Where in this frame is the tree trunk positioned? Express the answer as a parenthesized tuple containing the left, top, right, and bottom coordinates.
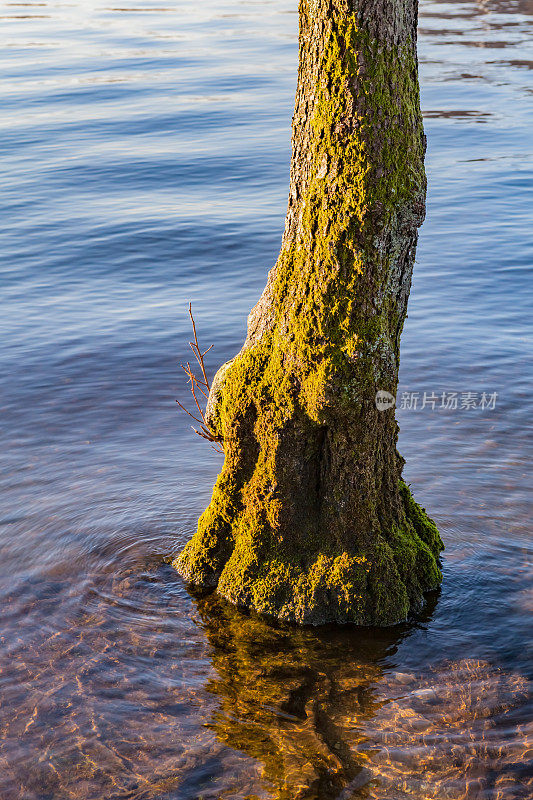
(174, 0, 443, 625)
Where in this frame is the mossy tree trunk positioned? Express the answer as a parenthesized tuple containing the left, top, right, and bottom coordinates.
(174, 0, 443, 625)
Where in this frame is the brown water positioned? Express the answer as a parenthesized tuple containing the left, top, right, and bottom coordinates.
(1, 0, 532, 798)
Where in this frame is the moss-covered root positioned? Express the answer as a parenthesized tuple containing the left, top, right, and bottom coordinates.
(174, 481, 442, 626)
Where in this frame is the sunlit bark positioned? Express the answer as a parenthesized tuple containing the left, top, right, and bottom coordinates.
(174, 0, 443, 624)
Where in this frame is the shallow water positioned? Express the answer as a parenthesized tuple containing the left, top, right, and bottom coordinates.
(0, 1, 532, 798)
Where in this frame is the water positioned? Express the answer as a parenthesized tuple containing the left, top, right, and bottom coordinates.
(0, 1, 531, 798)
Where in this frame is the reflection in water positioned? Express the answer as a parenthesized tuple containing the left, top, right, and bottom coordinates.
(196, 594, 531, 800)
(0, 565, 529, 800)
(195, 592, 408, 800)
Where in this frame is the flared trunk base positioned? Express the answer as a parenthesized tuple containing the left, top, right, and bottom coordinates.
(174, 481, 442, 627)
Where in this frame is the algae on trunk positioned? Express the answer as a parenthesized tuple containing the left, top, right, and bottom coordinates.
(174, 0, 443, 625)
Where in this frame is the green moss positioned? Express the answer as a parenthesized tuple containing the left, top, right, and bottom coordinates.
(175, 481, 442, 626)
(202, 14, 425, 433)
(399, 479, 444, 556)
(173, 11, 442, 626)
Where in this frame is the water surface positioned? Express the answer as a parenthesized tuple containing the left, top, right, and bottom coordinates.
(0, 1, 532, 798)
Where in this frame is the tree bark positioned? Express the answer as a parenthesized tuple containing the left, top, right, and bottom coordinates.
(174, 0, 443, 625)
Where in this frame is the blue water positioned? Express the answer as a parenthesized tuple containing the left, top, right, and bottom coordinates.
(0, 1, 532, 798)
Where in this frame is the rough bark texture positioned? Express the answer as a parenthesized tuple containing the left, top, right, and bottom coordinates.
(174, 0, 443, 625)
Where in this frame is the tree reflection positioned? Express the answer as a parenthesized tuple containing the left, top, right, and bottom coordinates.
(193, 591, 423, 800)
(195, 591, 531, 800)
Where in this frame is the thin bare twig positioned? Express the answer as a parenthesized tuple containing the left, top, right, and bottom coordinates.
(175, 304, 224, 454)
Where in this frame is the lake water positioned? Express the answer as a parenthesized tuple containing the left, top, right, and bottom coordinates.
(1, 1, 532, 798)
